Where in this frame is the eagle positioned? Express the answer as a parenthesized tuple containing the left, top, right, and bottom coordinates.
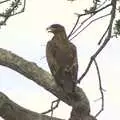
(46, 24, 78, 94)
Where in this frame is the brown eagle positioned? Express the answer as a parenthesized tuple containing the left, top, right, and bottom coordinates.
(46, 24, 78, 94)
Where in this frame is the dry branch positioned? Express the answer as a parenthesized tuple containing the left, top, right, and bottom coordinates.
(78, 0, 117, 83)
(93, 59, 104, 117)
(0, 0, 26, 26)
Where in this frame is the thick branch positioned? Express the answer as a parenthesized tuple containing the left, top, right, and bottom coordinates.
(0, 92, 63, 120)
(0, 48, 92, 119)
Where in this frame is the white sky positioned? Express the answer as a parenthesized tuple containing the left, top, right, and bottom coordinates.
(0, 0, 120, 120)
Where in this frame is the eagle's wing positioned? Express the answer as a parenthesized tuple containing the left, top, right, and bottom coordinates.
(62, 43, 78, 92)
(46, 40, 78, 93)
(46, 41, 60, 78)
(70, 43, 78, 82)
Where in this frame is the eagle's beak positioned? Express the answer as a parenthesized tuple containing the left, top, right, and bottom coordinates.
(46, 27, 55, 32)
(46, 27, 51, 32)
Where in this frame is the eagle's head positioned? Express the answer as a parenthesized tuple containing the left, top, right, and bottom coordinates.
(47, 24, 65, 34)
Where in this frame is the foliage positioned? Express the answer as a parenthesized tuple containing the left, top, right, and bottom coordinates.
(114, 2, 120, 37)
(0, 0, 26, 26)
(114, 20, 120, 37)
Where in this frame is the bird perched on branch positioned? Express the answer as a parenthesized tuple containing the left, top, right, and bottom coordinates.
(46, 24, 78, 94)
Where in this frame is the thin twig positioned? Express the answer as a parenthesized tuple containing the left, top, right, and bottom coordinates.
(68, 15, 80, 39)
(98, 25, 110, 45)
(94, 97, 102, 102)
(0, 0, 26, 26)
(0, 0, 21, 26)
(51, 99, 60, 119)
(41, 99, 60, 115)
(70, 14, 94, 39)
(0, 0, 10, 4)
(11, 0, 26, 16)
(77, 0, 116, 83)
(70, 13, 110, 41)
(0, 13, 6, 17)
(97, 0, 108, 10)
(77, 3, 111, 17)
(68, 3, 111, 40)
(93, 59, 104, 117)
(39, 56, 46, 61)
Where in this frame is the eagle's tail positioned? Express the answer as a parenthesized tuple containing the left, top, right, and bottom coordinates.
(63, 72, 76, 94)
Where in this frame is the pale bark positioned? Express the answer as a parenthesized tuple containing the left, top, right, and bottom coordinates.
(0, 48, 96, 120)
(0, 92, 63, 120)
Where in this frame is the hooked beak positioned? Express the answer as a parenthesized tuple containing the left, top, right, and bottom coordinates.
(46, 26, 55, 32)
(46, 27, 51, 32)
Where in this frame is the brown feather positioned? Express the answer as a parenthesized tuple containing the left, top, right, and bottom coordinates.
(46, 24, 78, 93)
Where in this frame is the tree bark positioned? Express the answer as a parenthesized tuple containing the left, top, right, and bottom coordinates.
(0, 92, 64, 120)
(0, 48, 96, 120)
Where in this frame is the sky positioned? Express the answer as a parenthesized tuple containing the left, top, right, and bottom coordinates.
(0, 0, 120, 120)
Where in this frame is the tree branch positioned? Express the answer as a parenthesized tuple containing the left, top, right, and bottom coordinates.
(0, 0, 10, 4)
(70, 14, 94, 39)
(0, 92, 63, 120)
(70, 13, 110, 41)
(78, 0, 116, 83)
(0, 48, 95, 119)
(93, 59, 104, 117)
(76, 3, 111, 17)
(0, 0, 26, 26)
(68, 15, 80, 38)
(41, 99, 60, 115)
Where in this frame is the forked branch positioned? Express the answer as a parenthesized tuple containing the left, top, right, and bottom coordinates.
(0, 0, 26, 26)
(77, 0, 116, 83)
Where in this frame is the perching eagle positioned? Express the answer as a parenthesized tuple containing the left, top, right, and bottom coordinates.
(46, 24, 78, 94)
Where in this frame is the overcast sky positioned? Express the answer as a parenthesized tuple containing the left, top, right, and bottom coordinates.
(0, 0, 120, 120)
